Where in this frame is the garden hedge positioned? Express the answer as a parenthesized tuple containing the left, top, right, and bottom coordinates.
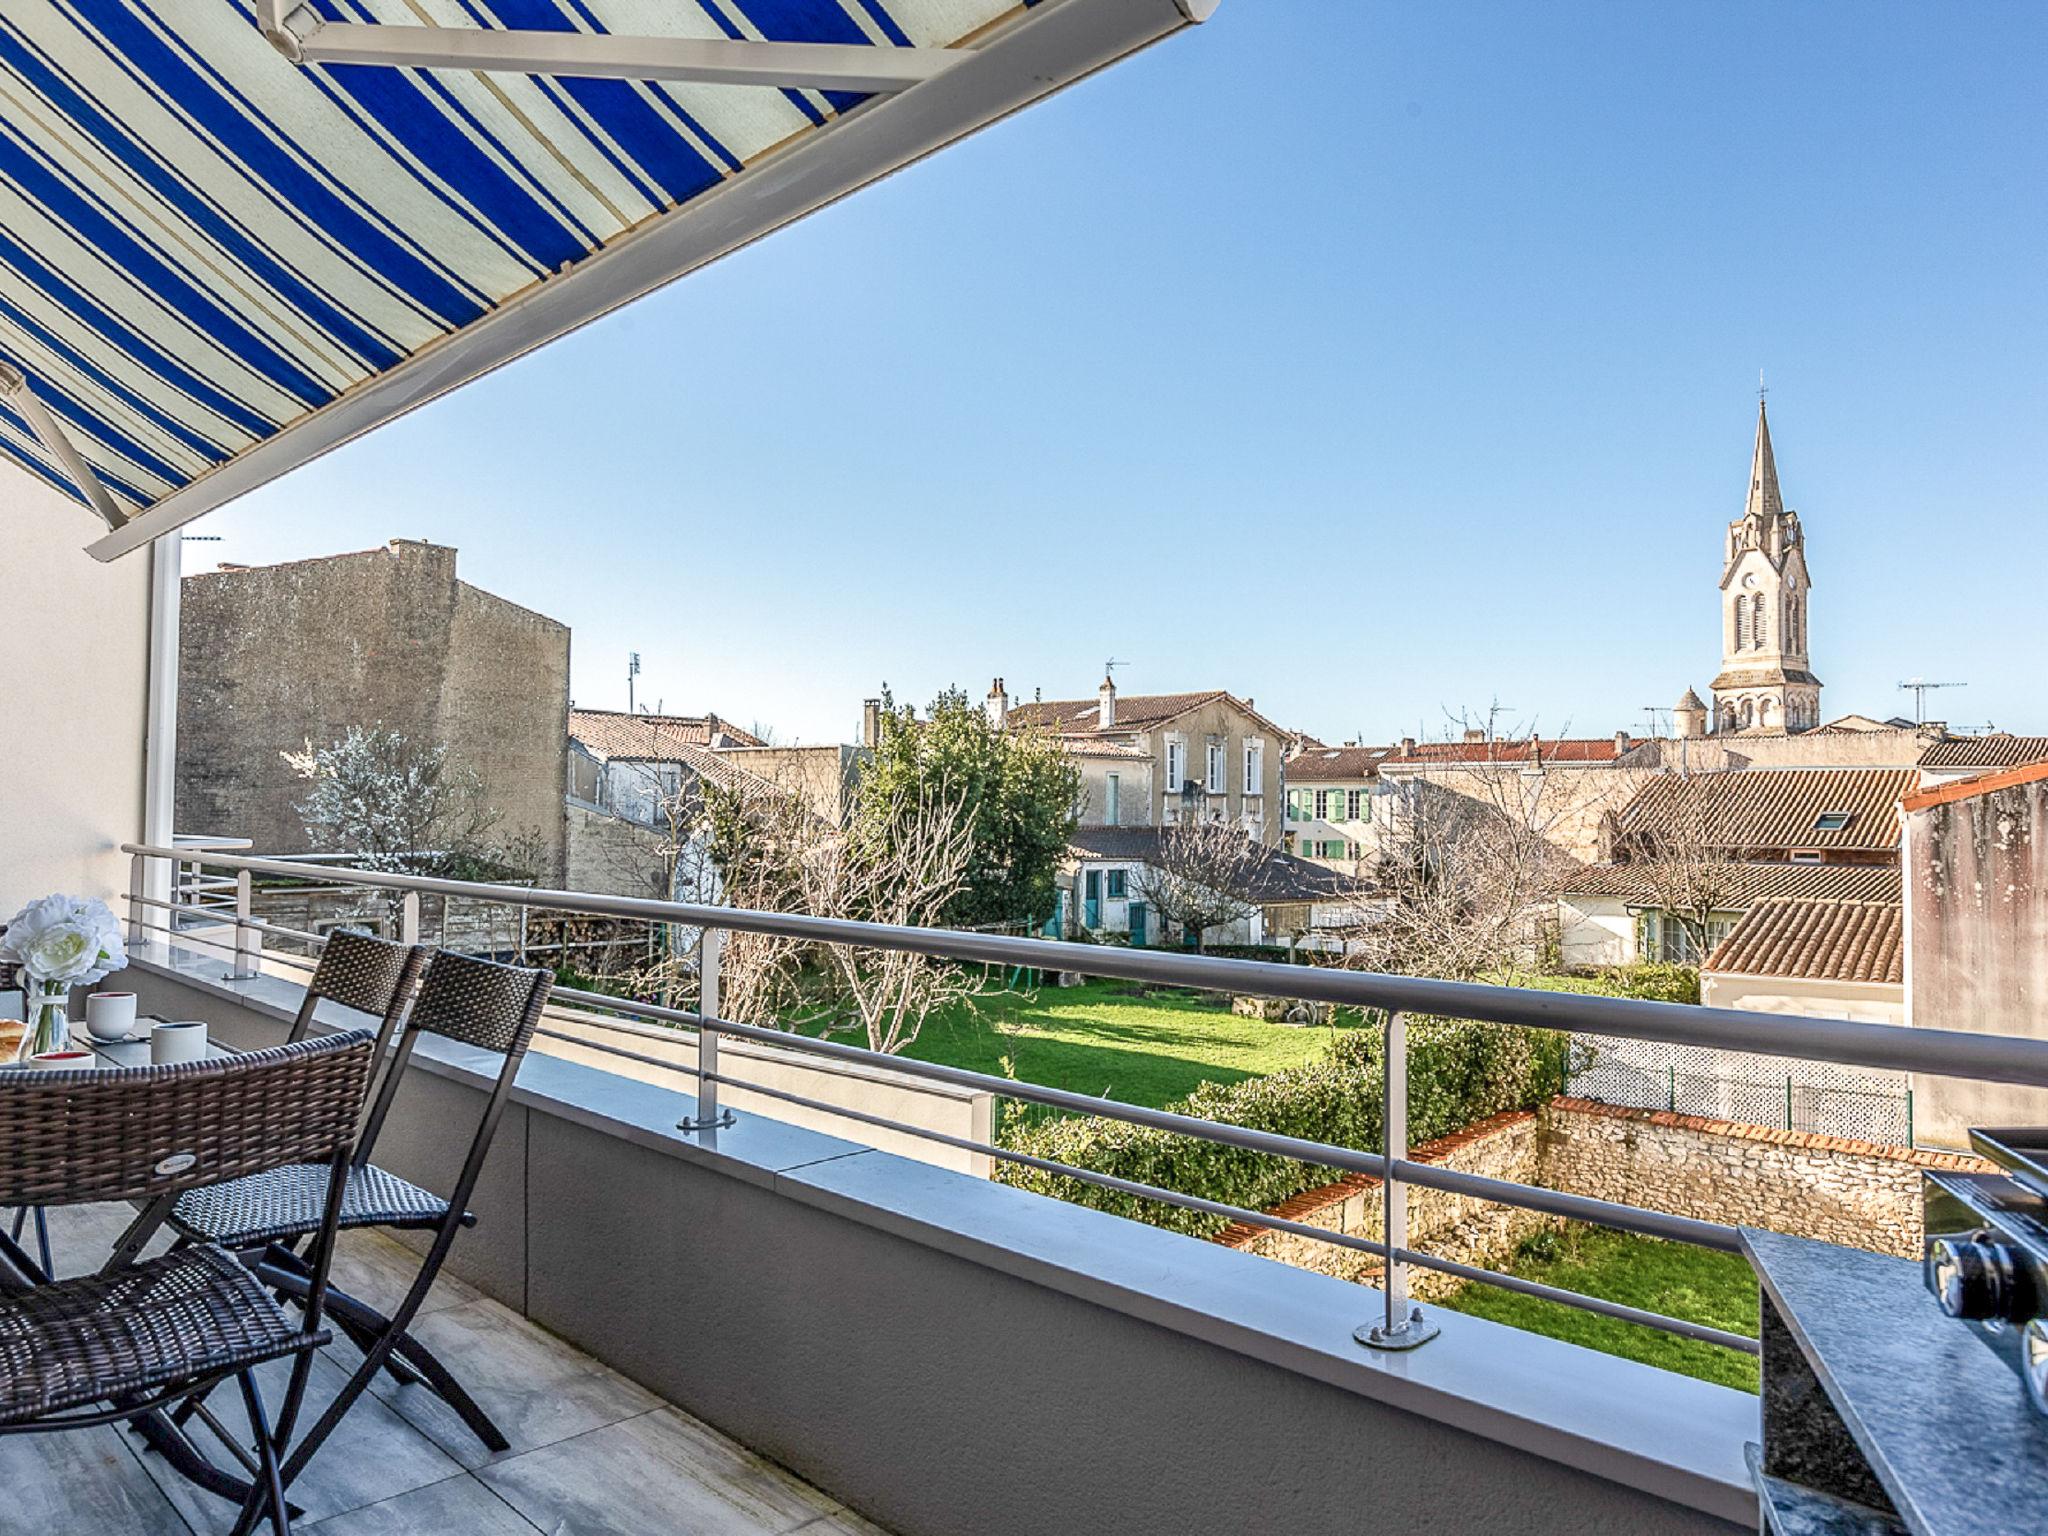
(996, 1014, 1574, 1237)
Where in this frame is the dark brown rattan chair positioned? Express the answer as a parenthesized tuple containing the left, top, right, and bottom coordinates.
(281, 929, 427, 1052)
(0, 1032, 376, 1536)
(166, 951, 552, 1481)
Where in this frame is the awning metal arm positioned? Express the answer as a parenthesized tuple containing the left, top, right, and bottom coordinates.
(260, 5, 956, 94)
(0, 363, 128, 530)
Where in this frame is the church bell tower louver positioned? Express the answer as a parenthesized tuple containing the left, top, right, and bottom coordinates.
(1708, 398, 1820, 734)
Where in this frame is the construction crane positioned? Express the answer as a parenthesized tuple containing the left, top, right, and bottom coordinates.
(1898, 677, 1965, 725)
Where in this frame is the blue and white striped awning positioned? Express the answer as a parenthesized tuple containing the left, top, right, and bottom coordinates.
(0, 0, 1210, 559)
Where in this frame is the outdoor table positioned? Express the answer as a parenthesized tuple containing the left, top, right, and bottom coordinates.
(67, 1017, 235, 1066)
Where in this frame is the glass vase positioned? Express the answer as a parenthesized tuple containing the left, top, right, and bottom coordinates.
(18, 983, 71, 1062)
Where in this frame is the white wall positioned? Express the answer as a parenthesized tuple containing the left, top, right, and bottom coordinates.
(1559, 895, 1635, 967)
(1701, 972, 1905, 1026)
(532, 1006, 995, 1176)
(0, 479, 153, 913)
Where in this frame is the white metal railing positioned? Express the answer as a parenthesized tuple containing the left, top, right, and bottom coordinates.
(122, 841, 2048, 1361)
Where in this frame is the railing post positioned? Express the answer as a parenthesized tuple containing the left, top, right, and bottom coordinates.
(399, 890, 420, 948)
(678, 926, 735, 1134)
(1357, 1008, 1437, 1352)
(231, 868, 262, 980)
(127, 850, 146, 946)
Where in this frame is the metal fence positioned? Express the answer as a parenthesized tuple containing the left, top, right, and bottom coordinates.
(1571, 1037, 1915, 1145)
(121, 841, 2048, 1363)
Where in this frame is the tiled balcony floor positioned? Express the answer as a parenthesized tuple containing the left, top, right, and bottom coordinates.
(0, 1206, 887, 1536)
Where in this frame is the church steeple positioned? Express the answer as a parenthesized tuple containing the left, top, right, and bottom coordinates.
(1708, 393, 1821, 735)
(1745, 399, 1784, 521)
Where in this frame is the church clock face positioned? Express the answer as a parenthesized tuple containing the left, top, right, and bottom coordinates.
(1741, 573, 1759, 589)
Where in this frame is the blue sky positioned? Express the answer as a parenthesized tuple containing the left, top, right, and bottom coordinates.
(195, 0, 2047, 747)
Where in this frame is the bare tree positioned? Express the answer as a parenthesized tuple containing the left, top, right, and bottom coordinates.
(1339, 744, 1589, 982)
(1134, 819, 1275, 952)
(804, 787, 980, 1054)
(682, 770, 981, 1055)
(1601, 772, 1756, 962)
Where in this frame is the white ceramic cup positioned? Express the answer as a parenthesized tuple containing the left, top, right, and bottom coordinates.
(31, 1049, 94, 1070)
(85, 991, 138, 1043)
(150, 1019, 209, 1066)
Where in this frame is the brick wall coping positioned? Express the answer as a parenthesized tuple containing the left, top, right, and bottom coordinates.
(1547, 1096, 1999, 1173)
(1213, 1108, 1538, 1249)
(1215, 1095, 1997, 1252)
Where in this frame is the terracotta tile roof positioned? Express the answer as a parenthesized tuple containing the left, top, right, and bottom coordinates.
(1284, 746, 1395, 781)
(1565, 861, 1901, 905)
(1917, 735, 2048, 770)
(569, 709, 764, 758)
(1612, 767, 1915, 854)
(1903, 756, 2048, 813)
(1382, 738, 1624, 765)
(1705, 899, 1903, 984)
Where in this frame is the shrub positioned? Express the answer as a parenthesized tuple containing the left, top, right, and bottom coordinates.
(1530, 963, 1700, 1006)
(996, 1015, 1572, 1237)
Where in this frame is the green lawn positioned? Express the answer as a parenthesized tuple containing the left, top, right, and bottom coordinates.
(802, 979, 1365, 1110)
(1437, 1225, 1760, 1392)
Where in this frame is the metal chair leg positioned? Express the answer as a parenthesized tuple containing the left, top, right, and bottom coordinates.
(229, 1370, 292, 1536)
(386, 1329, 510, 1453)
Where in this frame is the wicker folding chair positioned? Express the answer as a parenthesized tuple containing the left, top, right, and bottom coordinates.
(97, 930, 425, 1283)
(0, 1032, 377, 1536)
(0, 924, 54, 1282)
(164, 951, 551, 1481)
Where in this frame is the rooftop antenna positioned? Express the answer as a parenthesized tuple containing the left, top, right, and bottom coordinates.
(1103, 657, 1124, 680)
(1898, 677, 1964, 725)
(627, 651, 641, 714)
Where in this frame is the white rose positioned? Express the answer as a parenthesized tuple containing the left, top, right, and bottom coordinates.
(2, 893, 127, 987)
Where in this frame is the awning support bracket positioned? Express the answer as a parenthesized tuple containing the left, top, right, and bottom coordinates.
(0, 363, 129, 530)
(259, 4, 957, 94)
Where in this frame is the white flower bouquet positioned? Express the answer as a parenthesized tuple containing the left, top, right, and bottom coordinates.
(2, 894, 127, 1060)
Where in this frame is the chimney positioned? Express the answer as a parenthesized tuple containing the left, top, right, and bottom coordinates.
(1399, 736, 1417, 757)
(1463, 728, 1487, 744)
(860, 698, 882, 749)
(1614, 730, 1631, 753)
(986, 677, 1009, 731)
(1097, 676, 1116, 730)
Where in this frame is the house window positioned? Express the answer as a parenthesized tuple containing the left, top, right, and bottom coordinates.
(1314, 789, 1332, 819)
(1244, 739, 1264, 794)
(1206, 739, 1226, 793)
(1105, 773, 1120, 826)
(1288, 788, 1310, 820)
(1165, 737, 1185, 796)
(1641, 911, 1738, 964)
(1813, 811, 1852, 832)
(1106, 870, 1127, 900)
(1789, 849, 1823, 864)
(1346, 788, 1364, 820)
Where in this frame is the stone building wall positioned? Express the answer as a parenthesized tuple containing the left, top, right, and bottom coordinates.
(1905, 767, 2048, 1145)
(177, 540, 569, 881)
(566, 801, 671, 901)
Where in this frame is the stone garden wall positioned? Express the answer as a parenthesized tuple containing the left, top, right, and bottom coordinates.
(1218, 1095, 2000, 1288)
(1540, 1097, 1994, 1259)
(1213, 1109, 1559, 1300)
